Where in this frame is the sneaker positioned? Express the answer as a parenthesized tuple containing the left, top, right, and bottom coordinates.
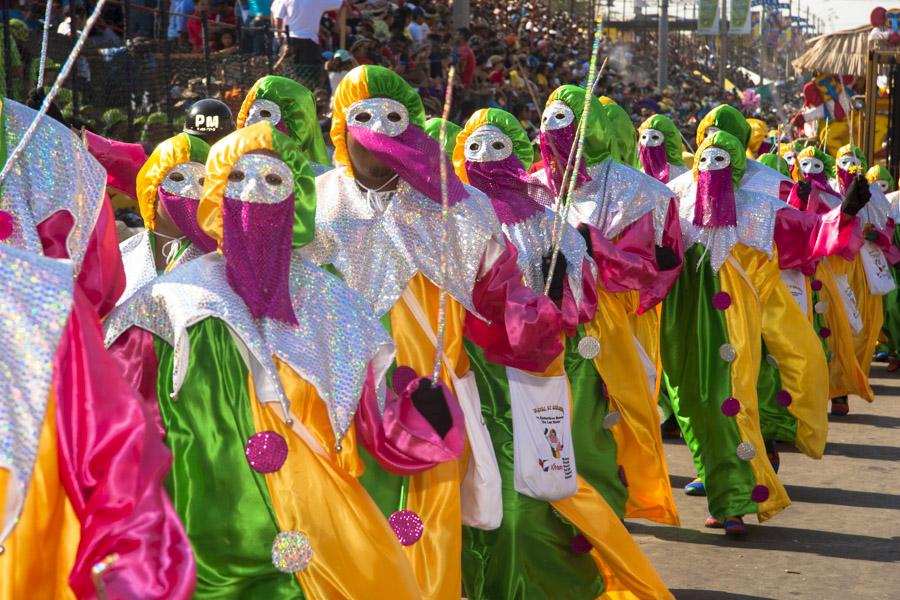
(888, 359, 900, 372)
(724, 516, 747, 536)
(874, 350, 889, 362)
(831, 397, 850, 416)
(765, 440, 780, 473)
(684, 478, 706, 496)
(704, 515, 723, 529)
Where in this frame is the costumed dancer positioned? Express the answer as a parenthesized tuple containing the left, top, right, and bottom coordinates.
(746, 118, 769, 158)
(538, 84, 683, 525)
(237, 75, 333, 175)
(0, 98, 194, 598)
(117, 133, 216, 305)
(662, 131, 858, 535)
(759, 153, 792, 180)
(828, 145, 900, 414)
(453, 108, 673, 599)
(867, 166, 900, 370)
(305, 65, 566, 599)
(105, 121, 437, 598)
(638, 114, 688, 185)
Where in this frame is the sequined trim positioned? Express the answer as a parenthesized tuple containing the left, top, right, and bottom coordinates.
(225, 154, 294, 204)
(541, 100, 575, 131)
(696, 147, 731, 171)
(104, 252, 393, 443)
(464, 125, 514, 163)
(0, 245, 74, 544)
(117, 230, 157, 307)
(345, 98, 409, 138)
(160, 161, 205, 201)
(304, 169, 500, 316)
(639, 128, 665, 148)
(1, 99, 106, 268)
(246, 99, 283, 129)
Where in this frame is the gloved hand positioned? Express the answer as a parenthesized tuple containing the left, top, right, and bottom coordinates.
(655, 245, 680, 271)
(796, 180, 812, 203)
(576, 223, 594, 257)
(863, 225, 880, 242)
(541, 250, 569, 306)
(841, 176, 871, 216)
(411, 377, 453, 439)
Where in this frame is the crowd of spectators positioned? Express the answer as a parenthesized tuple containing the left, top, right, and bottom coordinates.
(0, 0, 803, 149)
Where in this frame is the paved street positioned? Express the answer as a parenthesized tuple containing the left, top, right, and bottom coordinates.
(633, 363, 900, 600)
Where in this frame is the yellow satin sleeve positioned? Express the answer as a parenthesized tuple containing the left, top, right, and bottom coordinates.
(249, 367, 421, 599)
(760, 277, 829, 458)
(818, 258, 872, 399)
(386, 273, 469, 600)
(720, 246, 790, 522)
(631, 308, 662, 401)
(849, 255, 882, 402)
(584, 288, 679, 526)
(0, 393, 80, 600)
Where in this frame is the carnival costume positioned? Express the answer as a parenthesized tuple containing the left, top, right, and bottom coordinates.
(638, 114, 688, 185)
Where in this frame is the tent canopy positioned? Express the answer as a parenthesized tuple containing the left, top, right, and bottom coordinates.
(792, 24, 872, 76)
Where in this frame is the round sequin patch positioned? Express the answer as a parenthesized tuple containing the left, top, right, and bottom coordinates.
(766, 355, 779, 369)
(775, 390, 793, 407)
(751, 485, 770, 503)
(602, 411, 621, 429)
(814, 301, 828, 314)
(389, 510, 424, 546)
(577, 335, 601, 360)
(819, 327, 832, 339)
(0, 210, 13, 241)
(736, 442, 756, 461)
(271, 531, 312, 573)
(245, 431, 288, 473)
(569, 534, 593, 554)
(721, 397, 740, 417)
(712, 292, 732, 310)
(718, 343, 736, 362)
(617, 465, 628, 488)
(810, 279, 823, 291)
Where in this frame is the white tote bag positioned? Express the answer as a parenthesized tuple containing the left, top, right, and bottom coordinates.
(833, 273, 864, 334)
(780, 269, 809, 316)
(401, 289, 503, 530)
(507, 367, 578, 501)
(860, 241, 897, 296)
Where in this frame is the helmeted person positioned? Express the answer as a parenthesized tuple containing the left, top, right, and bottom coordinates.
(638, 113, 688, 184)
(305, 65, 567, 599)
(453, 107, 674, 600)
(183, 98, 235, 146)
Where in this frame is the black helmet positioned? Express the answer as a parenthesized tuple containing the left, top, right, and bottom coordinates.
(183, 98, 235, 144)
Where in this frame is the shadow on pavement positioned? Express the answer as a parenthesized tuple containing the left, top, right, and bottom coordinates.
(821, 441, 900, 461)
(783, 483, 900, 510)
(828, 412, 900, 428)
(628, 522, 900, 563)
(672, 591, 774, 600)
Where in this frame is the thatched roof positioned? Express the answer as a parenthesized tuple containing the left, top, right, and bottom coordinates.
(792, 24, 872, 76)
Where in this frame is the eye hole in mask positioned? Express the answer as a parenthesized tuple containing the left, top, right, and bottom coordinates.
(160, 161, 206, 200)
(878, 180, 889, 192)
(541, 101, 575, 131)
(246, 99, 283, 128)
(837, 155, 861, 171)
(224, 152, 294, 204)
(345, 97, 410, 137)
(464, 125, 514, 162)
(697, 147, 731, 172)
(800, 157, 824, 174)
(640, 128, 665, 148)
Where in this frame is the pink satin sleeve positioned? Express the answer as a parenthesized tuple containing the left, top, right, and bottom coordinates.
(774, 205, 862, 271)
(37, 195, 126, 318)
(778, 180, 794, 202)
(464, 241, 563, 372)
(84, 130, 148, 201)
(53, 288, 196, 599)
(559, 258, 599, 335)
(107, 327, 166, 440)
(354, 366, 465, 474)
(583, 204, 683, 314)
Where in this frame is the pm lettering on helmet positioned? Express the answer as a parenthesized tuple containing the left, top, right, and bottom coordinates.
(195, 114, 220, 131)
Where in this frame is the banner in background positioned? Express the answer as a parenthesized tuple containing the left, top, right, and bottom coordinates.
(731, 0, 753, 35)
(697, 0, 720, 35)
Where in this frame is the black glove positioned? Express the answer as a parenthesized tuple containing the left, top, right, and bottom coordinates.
(864, 227, 880, 242)
(796, 180, 812, 202)
(576, 223, 594, 258)
(841, 176, 871, 217)
(411, 378, 453, 439)
(541, 250, 569, 306)
(655, 245, 680, 271)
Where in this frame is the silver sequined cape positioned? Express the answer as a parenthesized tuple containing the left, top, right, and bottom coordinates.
(0, 245, 74, 545)
(117, 230, 206, 307)
(103, 252, 394, 445)
(304, 168, 502, 317)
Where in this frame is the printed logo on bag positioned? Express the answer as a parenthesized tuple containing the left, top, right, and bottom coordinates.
(534, 405, 573, 479)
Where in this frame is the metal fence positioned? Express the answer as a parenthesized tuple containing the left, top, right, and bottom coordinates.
(1, 1, 321, 145)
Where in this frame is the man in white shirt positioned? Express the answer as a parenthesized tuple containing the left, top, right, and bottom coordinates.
(272, 0, 344, 87)
(407, 8, 429, 43)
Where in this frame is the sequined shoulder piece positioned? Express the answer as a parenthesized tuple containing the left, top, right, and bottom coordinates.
(103, 254, 291, 414)
(0, 245, 74, 545)
(666, 167, 695, 199)
(1, 99, 106, 268)
(668, 164, 689, 181)
(504, 209, 590, 308)
(741, 159, 790, 198)
(307, 169, 500, 316)
(566, 160, 667, 239)
(117, 230, 156, 307)
(263, 254, 393, 444)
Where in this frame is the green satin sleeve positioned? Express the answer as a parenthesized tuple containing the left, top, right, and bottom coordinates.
(155, 320, 304, 599)
(661, 244, 757, 520)
(757, 342, 798, 444)
(461, 341, 602, 600)
(564, 330, 628, 518)
(882, 226, 900, 354)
